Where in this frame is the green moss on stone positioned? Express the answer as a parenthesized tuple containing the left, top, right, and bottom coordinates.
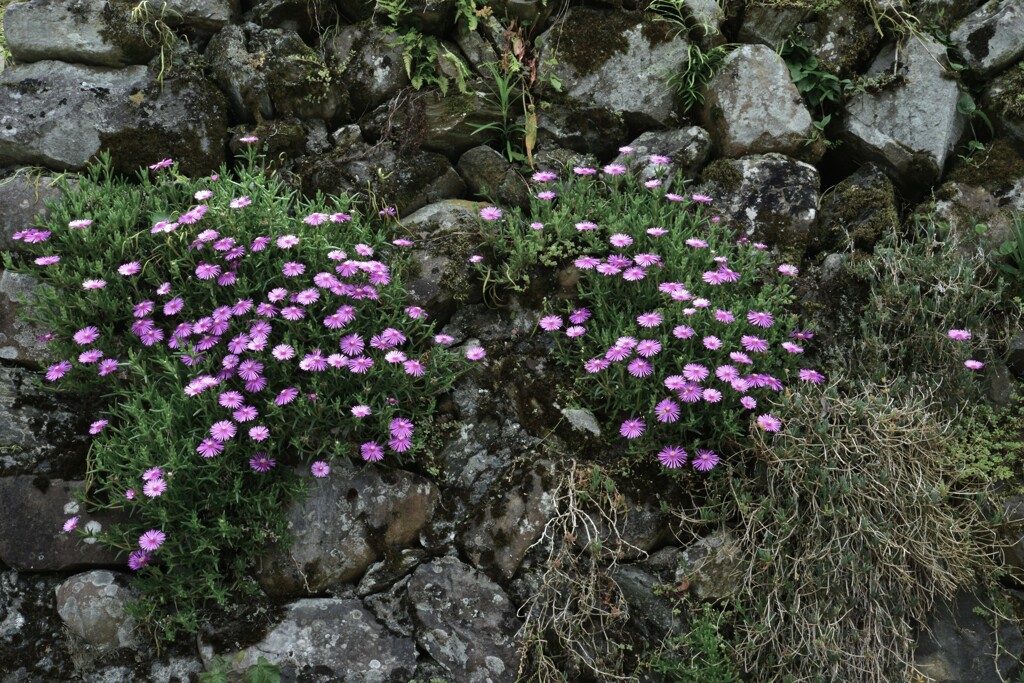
(993, 61, 1024, 120)
(947, 139, 1024, 194)
(551, 9, 634, 75)
(700, 158, 743, 194)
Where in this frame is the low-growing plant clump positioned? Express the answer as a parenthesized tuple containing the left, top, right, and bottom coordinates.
(7, 144, 481, 641)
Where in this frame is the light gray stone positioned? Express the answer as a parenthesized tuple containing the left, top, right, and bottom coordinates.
(536, 7, 689, 128)
(0, 271, 49, 366)
(256, 461, 438, 598)
(738, 3, 811, 47)
(3, 0, 155, 67)
(702, 44, 819, 161)
(951, 0, 1024, 77)
(408, 557, 520, 683)
(611, 126, 714, 185)
(677, 531, 745, 600)
(0, 172, 71, 252)
(55, 571, 138, 648)
(840, 36, 966, 193)
(200, 598, 417, 681)
(0, 60, 228, 176)
(560, 408, 601, 436)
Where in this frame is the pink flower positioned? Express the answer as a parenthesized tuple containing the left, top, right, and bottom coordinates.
(799, 369, 825, 384)
(46, 361, 72, 381)
(276, 387, 299, 405)
(636, 340, 662, 357)
(610, 233, 633, 247)
(361, 442, 385, 462)
(233, 406, 258, 422)
(249, 426, 270, 442)
(964, 359, 985, 371)
(658, 446, 687, 468)
(532, 170, 557, 182)
(948, 329, 972, 341)
(683, 364, 709, 382)
(637, 312, 663, 328)
(69, 219, 93, 228)
(139, 529, 166, 551)
(692, 449, 719, 471)
(570, 308, 591, 324)
(686, 238, 708, 248)
(584, 358, 610, 373)
(118, 262, 142, 276)
(692, 193, 712, 203)
(566, 326, 586, 338)
(466, 347, 486, 361)
(82, 279, 107, 290)
(703, 336, 722, 350)
(603, 164, 627, 175)
(311, 461, 330, 478)
(576, 221, 598, 231)
(404, 359, 426, 376)
(149, 158, 173, 170)
(348, 356, 374, 373)
(89, 420, 108, 435)
(740, 396, 757, 410)
(79, 350, 103, 364)
(537, 191, 557, 201)
(73, 326, 100, 345)
(655, 399, 680, 423)
(746, 311, 775, 328)
(210, 420, 237, 442)
(647, 227, 667, 236)
(479, 206, 503, 220)
(34, 255, 61, 266)
(195, 263, 221, 280)
(229, 196, 251, 209)
(143, 478, 167, 497)
(98, 359, 119, 376)
(128, 551, 151, 570)
(620, 418, 645, 439)
(628, 358, 653, 378)
(702, 388, 722, 403)
(540, 316, 563, 331)
(282, 262, 306, 277)
(573, 166, 597, 175)
(756, 414, 782, 432)
(304, 212, 329, 225)
(63, 516, 79, 533)
(250, 453, 276, 472)
(741, 336, 769, 353)
(778, 264, 799, 276)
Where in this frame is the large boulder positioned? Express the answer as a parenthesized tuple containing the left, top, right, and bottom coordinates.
(459, 459, 555, 579)
(3, 0, 156, 67)
(205, 23, 349, 123)
(199, 598, 418, 681)
(702, 44, 820, 162)
(839, 36, 966, 194)
(700, 153, 821, 255)
(950, 0, 1024, 77)
(256, 461, 438, 598)
(326, 24, 410, 116)
(54, 570, 138, 649)
(407, 557, 521, 683)
(0, 60, 228, 176)
(0, 477, 123, 571)
(0, 367, 92, 477)
(536, 8, 689, 128)
(456, 145, 530, 209)
(0, 271, 50, 366)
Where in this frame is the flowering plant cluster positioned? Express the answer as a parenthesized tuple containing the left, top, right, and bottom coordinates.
(480, 153, 826, 471)
(8, 148, 475, 639)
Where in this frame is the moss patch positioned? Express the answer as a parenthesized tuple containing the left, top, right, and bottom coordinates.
(947, 138, 1024, 195)
(699, 158, 743, 194)
(993, 61, 1024, 120)
(550, 8, 635, 75)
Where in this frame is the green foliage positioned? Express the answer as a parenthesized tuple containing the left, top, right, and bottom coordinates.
(779, 35, 850, 112)
(648, 603, 740, 683)
(667, 43, 733, 113)
(199, 655, 281, 683)
(129, 0, 182, 89)
(470, 61, 531, 164)
(995, 212, 1024, 288)
(377, 0, 471, 95)
(833, 207, 1016, 405)
(7, 149, 468, 643)
(952, 392, 1024, 485)
(0, 0, 14, 65)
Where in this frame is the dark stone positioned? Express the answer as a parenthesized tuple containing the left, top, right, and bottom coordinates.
(0, 271, 50, 366)
(609, 565, 680, 641)
(0, 172, 72, 252)
(456, 145, 530, 209)
(818, 163, 898, 252)
(407, 557, 520, 683)
(327, 25, 410, 116)
(535, 103, 628, 160)
(0, 477, 125, 571)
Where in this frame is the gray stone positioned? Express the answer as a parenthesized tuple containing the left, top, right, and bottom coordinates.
(840, 36, 966, 193)
(702, 44, 819, 162)
(985, 361, 1014, 407)
(701, 154, 820, 255)
(459, 460, 555, 579)
(456, 145, 530, 209)
(162, 0, 239, 31)
(364, 575, 414, 637)
(296, 146, 466, 217)
(951, 0, 1024, 77)
(0, 271, 49, 366)
(0, 477, 124, 571)
(914, 0, 984, 25)
(453, 19, 500, 76)
(738, 3, 811, 47)
(984, 64, 1024, 148)
(1, 571, 83, 681)
(818, 163, 898, 251)
(589, 492, 671, 560)
(684, 0, 725, 40)
(206, 23, 349, 123)
(4, 0, 155, 67)
(0, 367, 92, 477)
(611, 126, 714, 185)
(356, 549, 425, 597)
(609, 565, 680, 641)
(256, 461, 438, 598)
(0, 60, 228, 176)
(536, 8, 689, 128)
(560, 407, 601, 437)
(327, 25, 410, 115)
(250, 0, 336, 36)
(55, 571, 138, 648)
(361, 86, 503, 159)
(332, 123, 364, 149)
(677, 531, 744, 600)
(535, 104, 628, 161)
(200, 598, 417, 681)
(799, 2, 881, 78)
(1008, 332, 1024, 377)
(915, 590, 1024, 682)
(0, 172, 70, 252)
(407, 557, 520, 683)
